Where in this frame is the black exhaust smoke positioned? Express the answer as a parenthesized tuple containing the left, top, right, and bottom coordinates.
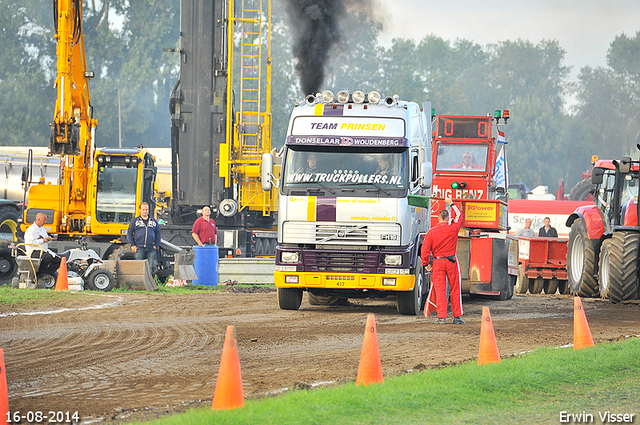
(284, 0, 345, 96)
(283, 0, 385, 96)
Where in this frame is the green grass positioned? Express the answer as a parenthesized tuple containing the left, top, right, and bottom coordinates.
(130, 338, 640, 425)
(0, 285, 90, 309)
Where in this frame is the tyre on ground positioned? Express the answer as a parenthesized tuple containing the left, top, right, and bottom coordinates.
(515, 263, 529, 294)
(529, 276, 544, 294)
(496, 274, 516, 300)
(558, 280, 571, 294)
(567, 219, 600, 297)
(397, 263, 425, 315)
(86, 268, 116, 292)
(544, 278, 559, 295)
(36, 273, 57, 289)
(608, 231, 640, 303)
(0, 245, 18, 285)
(598, 238, 612, 299)
(277, 287, 303, 310)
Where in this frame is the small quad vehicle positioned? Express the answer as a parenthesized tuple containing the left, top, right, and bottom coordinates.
(11, 238, 115, 291)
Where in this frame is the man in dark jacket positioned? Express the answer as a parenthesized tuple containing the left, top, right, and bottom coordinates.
(127, 202, 161, 264)
(538, 217, 558, 237)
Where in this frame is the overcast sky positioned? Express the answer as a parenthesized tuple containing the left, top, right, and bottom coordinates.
(379, 0, 640, 79)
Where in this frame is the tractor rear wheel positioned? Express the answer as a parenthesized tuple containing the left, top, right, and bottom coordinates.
(568, 177, 594, 202)
(608, 231, 640, 303)
(567, 219, 599, 297)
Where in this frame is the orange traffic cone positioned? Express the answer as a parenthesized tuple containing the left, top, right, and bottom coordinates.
(55, 257, 69, 291)
(211, 326, 245, 410)
(356, 314, 383, 386)
(573, 297, 594, 350)
(423, 285, 437, 318)
(0, 349, 9, 424)
(478, 306, 501, 365)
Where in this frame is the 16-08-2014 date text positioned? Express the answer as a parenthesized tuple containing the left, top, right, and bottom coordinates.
(6, 411, 80, 423)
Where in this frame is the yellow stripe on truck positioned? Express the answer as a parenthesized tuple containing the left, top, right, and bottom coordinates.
(307, 196, 316, 221)
(314, 104, 324, 116)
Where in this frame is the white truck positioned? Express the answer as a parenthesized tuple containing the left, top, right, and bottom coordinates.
(263, 90, 433, 314)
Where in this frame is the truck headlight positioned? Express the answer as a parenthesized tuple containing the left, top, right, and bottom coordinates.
(281, 252, 299, 263)
(384, 254, 402, 266)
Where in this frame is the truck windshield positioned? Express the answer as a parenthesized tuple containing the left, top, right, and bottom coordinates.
(282, 147, 407, 194)
(96, 164, 138, 224)
(435, 143, 488, 172)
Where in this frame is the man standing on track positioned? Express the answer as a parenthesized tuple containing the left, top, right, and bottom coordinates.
(421, 197, 464, 324)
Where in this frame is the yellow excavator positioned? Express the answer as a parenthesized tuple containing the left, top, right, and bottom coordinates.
(19, 0, 173, 289)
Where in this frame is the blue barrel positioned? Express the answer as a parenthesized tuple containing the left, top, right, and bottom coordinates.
(192, 245, 219, 286)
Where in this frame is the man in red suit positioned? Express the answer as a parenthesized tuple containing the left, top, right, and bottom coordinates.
(421, 197, 464, 324)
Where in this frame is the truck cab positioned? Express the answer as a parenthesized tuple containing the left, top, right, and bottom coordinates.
(271, 90, 432, 314)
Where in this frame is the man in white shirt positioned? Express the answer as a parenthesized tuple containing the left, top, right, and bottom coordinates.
(24, 212, 61, 276)
(516, 218, 535, 238)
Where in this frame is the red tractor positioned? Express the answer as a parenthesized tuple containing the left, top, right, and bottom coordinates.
(566, 156, 640, 302)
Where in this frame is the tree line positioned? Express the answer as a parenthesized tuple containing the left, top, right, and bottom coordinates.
(1, 0, 639, 190)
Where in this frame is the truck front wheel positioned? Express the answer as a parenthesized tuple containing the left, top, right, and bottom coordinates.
(397, 263, 425, 315)
(277, 287, 303, 310)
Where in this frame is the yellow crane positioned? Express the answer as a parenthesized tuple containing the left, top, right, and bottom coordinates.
(24, 0, 158, 254)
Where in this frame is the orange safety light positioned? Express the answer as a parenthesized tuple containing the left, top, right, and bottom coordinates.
(591, 155, 599, 163)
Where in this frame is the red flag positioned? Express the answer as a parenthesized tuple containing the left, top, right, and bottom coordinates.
(497, 130, 506, 144)
(423, 285, 437, 318)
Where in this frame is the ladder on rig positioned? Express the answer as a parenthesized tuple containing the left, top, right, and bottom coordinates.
(230, 0, 275, 215)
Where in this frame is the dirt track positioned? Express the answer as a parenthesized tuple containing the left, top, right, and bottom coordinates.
(1, 289, 639, 424)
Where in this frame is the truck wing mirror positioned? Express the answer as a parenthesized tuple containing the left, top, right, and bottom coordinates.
(619, 156, 631, 174)
(591, 168, 604, 185)
(261, 153, 274, 191)
(420, 162, 432, 189)
(21, 166, 28, 183)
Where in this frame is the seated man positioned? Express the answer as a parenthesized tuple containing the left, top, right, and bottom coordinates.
(452, 152, 483, 170)
(24, 212, 61, 277)
(375, 155, 396, 176)
(296, 153, 318, 173)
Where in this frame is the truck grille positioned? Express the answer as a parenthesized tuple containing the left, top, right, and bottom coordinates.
(315, 224, 367, 243)
(304, 250, 379, 273)
(282, 222, 401, 245)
